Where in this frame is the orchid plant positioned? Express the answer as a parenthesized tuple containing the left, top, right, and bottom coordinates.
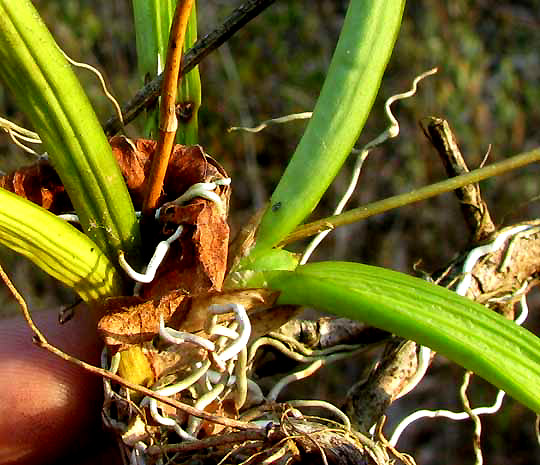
(0, 0, 538, 463)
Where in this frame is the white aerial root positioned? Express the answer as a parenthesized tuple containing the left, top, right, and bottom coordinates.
(210, 303, 251, 363)
(159, 315, 216, 352)
(118, 224, 183, 284)
(59, 211, 143, 224)
(389, 389, 506, 447)
(111, 291, 363, 461)
(187, 383, 226, 435)
(136, 360, 213, 445)
(228, 112, 313, 133)
(267, 359, 324, 401)
(58, 46, 124, 125)
(287, 399, 351, 431)
(455, 224, 532, 296)
(130, 442, 147, 465)
(234, 347, 249, 409)
(57, 213, 82, 223)
(248, 336, 365, 366)
(117, 301, 257, 459)
(2, 49, 122, 158)
(390, 224, 535, 452)
(0, 116, 40, 142)
(206, 367, 264, 406)
(460, 371, 483, 465)
(300, 67, 438, 265)
(155, 177, 231, 220)
(0, 116, 42, 156)
(267, 331, 366, 357)
(248, 334, 370, 412)
(209, 323, 239, 340)
(141, 396, 195, 442)
(154, 360, 212, 398)
(262, 341, 370, 403)
(7, 130, 40, 156)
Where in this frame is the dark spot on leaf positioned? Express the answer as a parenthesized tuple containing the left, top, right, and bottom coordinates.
(176, 102, 194, 123)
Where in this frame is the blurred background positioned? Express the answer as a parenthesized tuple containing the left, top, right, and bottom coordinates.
(1, 1, 539, 463)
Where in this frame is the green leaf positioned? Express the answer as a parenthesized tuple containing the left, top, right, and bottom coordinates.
(132, 0, 175, 138)
(132, 0, 200, 143)
(246, 261, 540, 413)
(225, 248, 299, 288)
(0, 0, 140, 263)
(0, 188, 122, 301)
(176, 3, 201, 145)
(252, 0, 405, 253)
(132, 0, 175, 76)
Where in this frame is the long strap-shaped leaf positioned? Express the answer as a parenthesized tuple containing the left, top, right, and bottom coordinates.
(132, 0, 200, 144)
(252, 0, 405, 253)
(176, 3, 201, 146)
(0, 0, 140, 264)
(132, 0, 175, 139)
(0, 188, 122, 301)
(246, 261, 540, 413)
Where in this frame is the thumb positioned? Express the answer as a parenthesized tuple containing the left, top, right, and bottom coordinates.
(0, 305, 116, 464)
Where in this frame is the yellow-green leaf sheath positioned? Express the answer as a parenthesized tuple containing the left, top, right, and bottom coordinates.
(0, 188, 122, 302)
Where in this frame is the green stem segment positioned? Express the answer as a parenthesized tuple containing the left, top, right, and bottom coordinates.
(252, 0, 405, 253)
(0, 0, 140, 266)
(282, 147, 540, 246)
(244, 261, 540, 413)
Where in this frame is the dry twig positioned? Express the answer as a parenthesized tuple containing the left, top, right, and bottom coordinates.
(103, 0, 277, 137)
(421, 117, 495, 242)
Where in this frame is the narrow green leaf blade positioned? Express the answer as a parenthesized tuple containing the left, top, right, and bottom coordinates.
(132, 0, 175, 138)
(0, 0, 140, 263)
(248, 261, 540, 413)
(132, 0, 174, 75)
(0, 188, 122, 301)
(132, 0, 200, 143)
(253, 0, 405, 252)
(176, 3, 201, 145)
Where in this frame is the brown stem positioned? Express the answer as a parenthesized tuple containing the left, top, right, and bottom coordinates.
(344, 340, 418, 433)
(146, 430, 267, 455)
(275, 317, 390, 350)
(103, 0, 277, 137)
(143, 0, 195, 215)
(421, 117, 496, 242)
(0, 263, 261, 432)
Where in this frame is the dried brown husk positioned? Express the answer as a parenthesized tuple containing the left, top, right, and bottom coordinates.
(0, 136, 228, 212)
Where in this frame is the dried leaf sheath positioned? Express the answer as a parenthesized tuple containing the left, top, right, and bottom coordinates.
(0, 137, 227, 212)
(0, 160, 70, 213)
